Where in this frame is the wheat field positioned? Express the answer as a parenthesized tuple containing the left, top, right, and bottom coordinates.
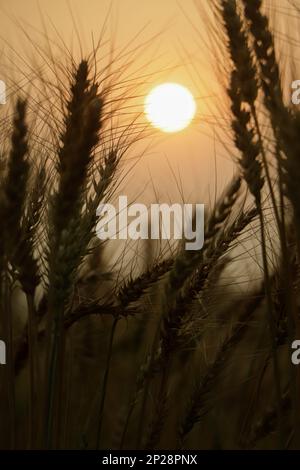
(0, 0, 300, 450)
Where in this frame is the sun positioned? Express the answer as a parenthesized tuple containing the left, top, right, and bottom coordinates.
(145, 83, 196, 133)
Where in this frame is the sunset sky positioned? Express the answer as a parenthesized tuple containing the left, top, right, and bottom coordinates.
(2, 0, 289, 207)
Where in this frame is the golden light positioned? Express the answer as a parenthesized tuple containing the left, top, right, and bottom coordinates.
(145, 83, 196, 133)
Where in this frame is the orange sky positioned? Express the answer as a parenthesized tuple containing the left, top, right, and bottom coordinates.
(0, 0, 252, 206)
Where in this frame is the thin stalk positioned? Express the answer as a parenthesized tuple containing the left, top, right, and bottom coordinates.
(62, 336, 73, 449)
(96, 317, 118, 449)
(251, 108, 282, 232)
(56, 331, 67, 449)
(136, 382, 149, 449)
(258, 207, 284, 448)
(146, 363, 169, 450)
(44, 305, 65, 449)
(120, 319, 162, 449)
(119, 397, 135, 450)
(4, 270, 15, 449)
(26, 293, 38, 448)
